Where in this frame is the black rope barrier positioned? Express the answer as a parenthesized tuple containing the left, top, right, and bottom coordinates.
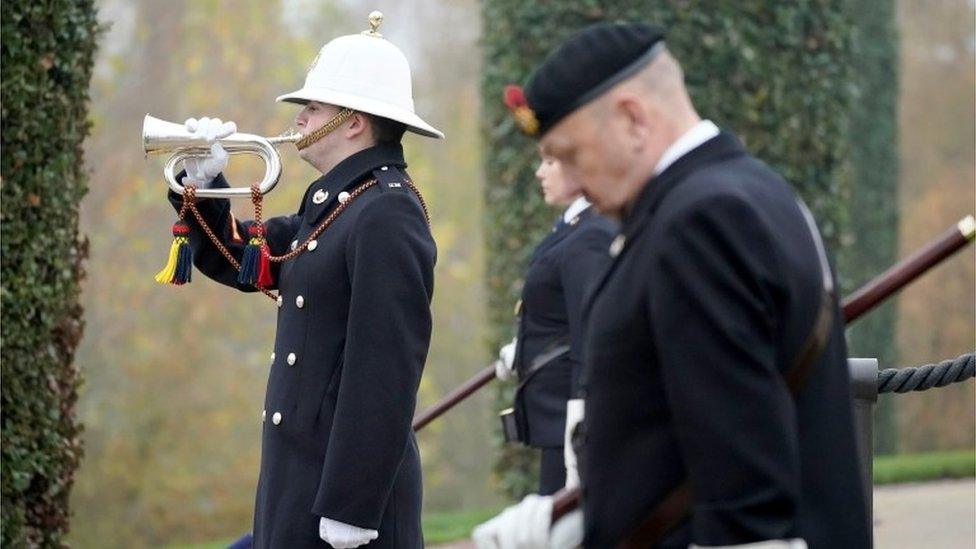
(877, 353, 975, 394)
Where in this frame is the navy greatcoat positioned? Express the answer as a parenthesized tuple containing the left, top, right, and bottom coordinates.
(579, 132, 870, 548)
(169, 143, 435, 548)
(512, 206, 614, 493)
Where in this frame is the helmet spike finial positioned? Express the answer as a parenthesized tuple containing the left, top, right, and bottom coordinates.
(363, 11, 384, 38)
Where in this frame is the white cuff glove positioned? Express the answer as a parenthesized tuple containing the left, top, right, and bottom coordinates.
(473, 494, 551, 549)
(495, 338, 518, 381)
(549, 509, 584, 549)
(472, 495, 583, 549)
(181, 116, 235, 188)
(185, 116, 236, 141)
(318, 517, 378, 549)
(563, 399, 584, 489)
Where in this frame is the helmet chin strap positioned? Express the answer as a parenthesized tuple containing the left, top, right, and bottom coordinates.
(295, 108, 355, 150)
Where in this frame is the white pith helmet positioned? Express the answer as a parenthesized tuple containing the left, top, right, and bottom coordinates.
(276, 11, 443, 139)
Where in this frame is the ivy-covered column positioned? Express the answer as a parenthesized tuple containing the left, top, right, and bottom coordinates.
(1, 1, 100, 545)
(842, 0, 900, 455)
(482, 1, 855, 496)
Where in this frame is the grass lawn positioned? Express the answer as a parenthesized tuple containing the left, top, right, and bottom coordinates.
(167, 542, 230, 549)
(873, 449, 975, 485)
(164, 507, 504, 549)
(167, 450, 975, 547)
(423, 506, 504, 544)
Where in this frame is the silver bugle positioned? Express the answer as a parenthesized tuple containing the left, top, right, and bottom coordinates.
(142, 114, 301, 199)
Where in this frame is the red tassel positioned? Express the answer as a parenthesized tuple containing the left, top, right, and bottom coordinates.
(257, 243, 274, 288)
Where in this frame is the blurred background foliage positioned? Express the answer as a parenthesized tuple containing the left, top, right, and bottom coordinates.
(56, 0, 974, 546)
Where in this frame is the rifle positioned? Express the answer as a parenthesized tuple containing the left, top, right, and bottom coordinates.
(414, 216, 976, 435)
(549, 215, 976, 528)
(413, 364, 496, 430)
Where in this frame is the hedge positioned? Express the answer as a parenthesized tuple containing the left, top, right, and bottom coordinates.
(843, 0, 900, 454)
(1, 1, 100, 545)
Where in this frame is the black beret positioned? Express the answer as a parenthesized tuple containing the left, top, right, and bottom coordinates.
(524, 22, 666, 137)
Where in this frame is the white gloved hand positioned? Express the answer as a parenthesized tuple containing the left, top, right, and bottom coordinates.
(563, 399, 585, 489)
(185, 116, 237, 142)
(182, 142, 228, 188)
(472, 494, 552, 549)
(495, 338, 518, 381)
(181, 116, 236, 188)
(549, 509, 584, 549)
(318, 517, 378, 549)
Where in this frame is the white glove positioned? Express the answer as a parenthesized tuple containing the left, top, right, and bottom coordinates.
(185, 116, 236, 141)
(472, 494, 553, 549)
(181, 117, 235, 187)
(318, 517, 378, 549)
(563, 399, 584, 489)
(495, 338, 518, 381)
(549, 509, 584, 549)
(182, 143, 229, 188)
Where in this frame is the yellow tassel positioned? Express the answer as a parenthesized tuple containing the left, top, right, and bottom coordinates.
(154, 237, 181, 284)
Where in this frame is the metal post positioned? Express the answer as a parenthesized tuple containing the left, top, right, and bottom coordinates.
(848, 357, 878, 540)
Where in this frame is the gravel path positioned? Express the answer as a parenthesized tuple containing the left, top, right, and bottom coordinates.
(873, 478, 975, 548)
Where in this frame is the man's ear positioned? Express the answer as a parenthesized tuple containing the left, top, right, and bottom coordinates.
(345, 112, 370, 140)
(615, 93, 651, 150)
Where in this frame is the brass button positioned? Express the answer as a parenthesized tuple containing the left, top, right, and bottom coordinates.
(270, 352, 275, 362)
(276, 295, 283, 307)
(312, 189, 329, 204)
(287, 352, 297, 366)
(296, 295, 305, 308)
(290, 240, 298, 251)
(338, 191, 351, 204)
(307, 239, 318, 251)
(272, 412, 282, 425)
(262, 410, 266, 422)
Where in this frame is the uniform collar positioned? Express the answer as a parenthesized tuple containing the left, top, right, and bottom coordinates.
(532, 203, 594, 263)
(299, 142, 407, 213)
(622, 131, 745, 234)
(562, 196, 592, 223)
(653, 120, 720, 176)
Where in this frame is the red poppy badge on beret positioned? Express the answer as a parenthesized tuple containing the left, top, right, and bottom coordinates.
(503, 85, 540, 136)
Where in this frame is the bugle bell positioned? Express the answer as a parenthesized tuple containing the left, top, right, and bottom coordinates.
(142, 114, 301, 199)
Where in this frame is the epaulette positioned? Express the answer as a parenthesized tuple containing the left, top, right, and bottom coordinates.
(372, 165, 409, 193)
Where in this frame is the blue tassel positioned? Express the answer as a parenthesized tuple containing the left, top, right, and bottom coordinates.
(173, 237, 193, 285)
(237, 225, 263, 285)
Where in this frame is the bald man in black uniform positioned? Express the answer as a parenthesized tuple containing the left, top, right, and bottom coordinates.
(475, 22, 870, 549)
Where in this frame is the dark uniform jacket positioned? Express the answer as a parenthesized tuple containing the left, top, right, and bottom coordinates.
(513, 207, 615, 448)
(169, 143, 435, 548)
(579, 132, 870, 548)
